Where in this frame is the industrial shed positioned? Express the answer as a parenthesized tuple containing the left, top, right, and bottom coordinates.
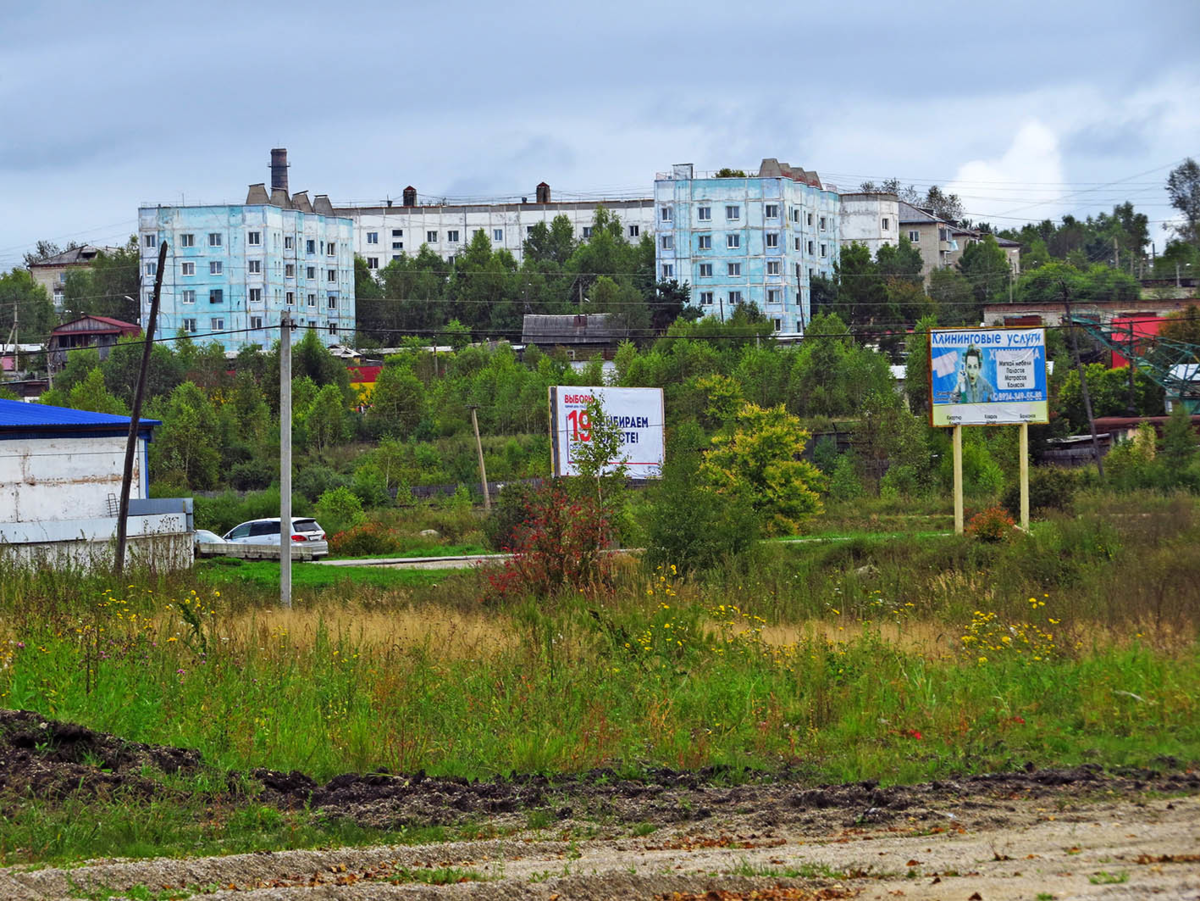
(0, 400, 192, 570)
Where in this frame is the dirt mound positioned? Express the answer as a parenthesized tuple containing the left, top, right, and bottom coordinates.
(3, 709, 1198, 836)
(0, 709, 205, 802)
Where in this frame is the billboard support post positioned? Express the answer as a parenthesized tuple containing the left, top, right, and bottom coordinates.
(952, 425, 964, 535)
(1019, 423, 1030, 531)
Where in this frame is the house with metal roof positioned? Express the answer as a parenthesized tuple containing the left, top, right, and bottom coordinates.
(0, 399, 192, 569)
(47, 315, 141, 373)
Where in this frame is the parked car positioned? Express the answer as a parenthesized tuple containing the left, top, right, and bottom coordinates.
(222, 517, 329, 559)
(193, 529, 225, 552)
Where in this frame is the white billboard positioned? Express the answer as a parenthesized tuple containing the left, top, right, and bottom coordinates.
(929, 327, 1049, 427)
(549, 386, 665, 478)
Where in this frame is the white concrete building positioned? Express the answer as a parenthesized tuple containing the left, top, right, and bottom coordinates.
(839, 192, 900, 256)
(335, 184, 654, 272)
(0, 400, 192, 570)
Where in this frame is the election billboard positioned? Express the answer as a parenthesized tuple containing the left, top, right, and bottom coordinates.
(549, 386, 665, 478)
(929, 328, 1048, 427)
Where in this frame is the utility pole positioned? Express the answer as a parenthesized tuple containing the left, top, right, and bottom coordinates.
(280, 312, 292, 608)
(578, 279, 584, 312)
(115, 241, 166, 575)
(1113, 236, 1119, 270)
(1126, 320, 1137, 417)
(1062, 281, 1104, 478)
(468, 404, 490, 512)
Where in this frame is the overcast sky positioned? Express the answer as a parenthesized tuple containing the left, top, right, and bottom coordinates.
(2, 0, 1197, 269)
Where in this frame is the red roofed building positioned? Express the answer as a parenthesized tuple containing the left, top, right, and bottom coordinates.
(48, 316, 141, 372)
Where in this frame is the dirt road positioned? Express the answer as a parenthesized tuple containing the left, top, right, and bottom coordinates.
(5, 785, 1199, 899)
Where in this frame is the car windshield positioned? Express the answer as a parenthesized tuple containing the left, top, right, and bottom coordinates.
(293, 519, 322, 533)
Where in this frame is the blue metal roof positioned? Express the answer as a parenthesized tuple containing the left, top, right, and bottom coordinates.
(0, 399, 160, 431)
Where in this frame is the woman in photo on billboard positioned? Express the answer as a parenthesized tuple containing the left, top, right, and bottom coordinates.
(955, 345, 994, 404)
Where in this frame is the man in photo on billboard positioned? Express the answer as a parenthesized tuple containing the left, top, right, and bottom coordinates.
(955, 345, 994, 404)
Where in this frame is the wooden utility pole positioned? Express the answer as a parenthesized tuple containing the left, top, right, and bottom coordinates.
(115, 241, 166, 575)
(952, 425, 964, 534)
(1019, 423, 1030, 532)
(468, 405, 490, 512)
(1063, 282, 1104, 478)
(280, 313, 292, 608)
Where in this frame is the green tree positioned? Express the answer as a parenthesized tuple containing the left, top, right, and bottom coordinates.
(314, 485, 366, 535)
(149, 381, 222, 489)
(904, 315, 937, 415)
(305, 384, 350, 452)
(368, 363, 426, 437)
(1161, 402, 1198, 467)
(62, 239, 141, 321)
(1166, 158, 1200, 245)
(66, 366, 128, 415)
(875, 236, 923, 284)
(701, 402, 824, 535)
(1057, 363, 1164, 430)
(957, 235, 1011, 314)
(523, 216, 577, 266)
(0, 268, 55, 347)
(834, 242, 889, 332)
(101, 341, 184, 407)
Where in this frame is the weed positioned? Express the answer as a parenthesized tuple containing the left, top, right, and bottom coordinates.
(1089, 870, 1130, 885)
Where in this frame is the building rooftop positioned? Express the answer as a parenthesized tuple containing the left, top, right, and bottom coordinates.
(0, 398, 160, 433)
(522, 313, 624, 345)
(27, 245, 121, 268)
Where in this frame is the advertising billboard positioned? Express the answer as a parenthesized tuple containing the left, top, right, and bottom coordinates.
(549, 386, 665, 478)
(929, 328, 1048, 427)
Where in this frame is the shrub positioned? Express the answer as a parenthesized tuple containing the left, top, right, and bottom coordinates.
(484, 482, 540, 552)
(484, 480, 613, 603)
(314, 486, 366, 536)
(966, 506, 1016, 542)
(352, 462, 392, 509)
(229, 460, 272, 491)
(294, 465, 349, 503)
(827, 454, 862, 501)
(329, 521, 405, 557)
(1001, 467, 1080, 520)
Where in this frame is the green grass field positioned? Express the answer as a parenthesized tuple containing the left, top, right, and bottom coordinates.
(195, 559, 455, 590)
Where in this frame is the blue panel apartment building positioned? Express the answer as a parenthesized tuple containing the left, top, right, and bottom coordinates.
(138, 154, 354, 352)
(654, 160, 841, 335)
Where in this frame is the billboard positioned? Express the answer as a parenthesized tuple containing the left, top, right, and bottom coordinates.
(549, 386, 665, 478)
(929, 328, 1048, 427)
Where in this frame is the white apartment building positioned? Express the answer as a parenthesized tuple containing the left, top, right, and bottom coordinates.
(335, 184, 655, 272)
(839, 192, 900, 256)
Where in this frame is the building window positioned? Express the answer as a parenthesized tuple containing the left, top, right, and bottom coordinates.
(699, 263, 713, 277)
(809, 267, 815, 280)
(700, 291, 714, 305)
(698, 235, 712, 250)
(143, 233, 156, 247)
(581, 226, 592, 239)
(392, 255, 401, 262)
(767, 288, 781, 304)
(246, 260, 259, 274)
(427, 230, 438, 243)
(661, 206, 673, 222)
(211, 317, 224, 331)
(251, 316, 263, 330)
(182, 290, 195, 304)
(285, 263, 295, 278)
(697, 206, 711, 221)
(795, 237, 802, 251)
(629, 225, 639, 238)
(819, 216, 827, 230)
(327, 242, 337, 256)
(180, 233, 194, 248)
(807, 212, 813, 227)
(767, 260, 781, 275)
(792, 208, 800, 223)
(328, 322, 338, 335)
(367, 257, 379, 270)
(726, 234, 740, 249)
(729, 291, 743, 304)
(249, 288, 262, 303)
(328, 294, 337, 309)
(209, 289, 222, 304)
(796, 263, 803, 279)
(248, 231, 261, 246)
(327, 269, 336, 282)
(180, 262, 194, 276)
(727, 263, 741, 276)
(807, 240, 814, 255)
(882, 217, 890, 231)
(909, 229, 920, 242)
(367, 232, 379, 244)
(725, 205, 740, 220)
(662, 264, 674, 278)
(765, 204, 779, 219)
(820, 243, 827, 256)
(392, 229, 403, 237)
(392, 242, 403, 250)
(144, 262, 157, 277)
(447, 230, 459, 242)
(209, 261, 222, 275)
(493, 229, 503, 242)
(306, 266, 315, 279)
(766, 233, 779, 248)
(182, 318, 196, 333)
(773, 318, 782, 331)
(306, 239, 315, 254)
(307, 293, 316, 307)
(286, 291, 294, 305)
(661, 235, 673, 250)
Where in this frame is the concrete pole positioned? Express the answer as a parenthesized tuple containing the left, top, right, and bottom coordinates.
(952, 425, 964, 535)
(1019, 423, 1030, 532)
(280, 313, 292, 609)
(469, 405, 491, 513)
